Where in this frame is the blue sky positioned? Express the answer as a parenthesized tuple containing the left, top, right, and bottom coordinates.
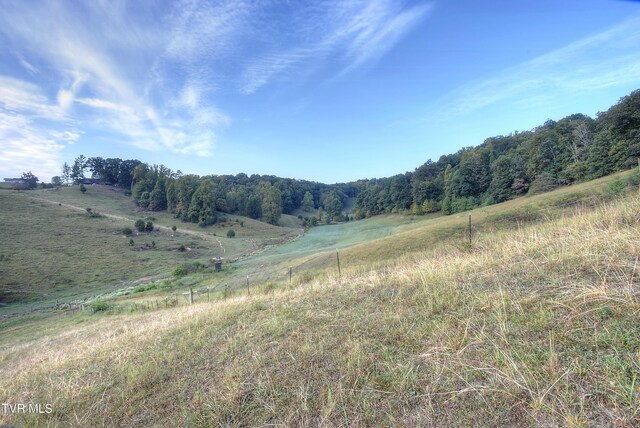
(1, 0, 640, 183)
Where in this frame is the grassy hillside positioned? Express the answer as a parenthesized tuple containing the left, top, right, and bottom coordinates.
(231, 170, 637, 284)
(1, 176, 639, 426)
(0, 186, 300, 312)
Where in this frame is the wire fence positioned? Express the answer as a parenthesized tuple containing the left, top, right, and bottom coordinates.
(52, 194, 621, 315)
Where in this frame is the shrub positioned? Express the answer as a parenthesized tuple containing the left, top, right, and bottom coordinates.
(178, 244, 186, 252)
(172, 265, 188, 277)
(171, 225, 177, 232)
(122, 227, 133, 236)
(172, 262, 205, 277)
(90, 300, 110, 312)
(129, 238, 135, 246)
(145, 220, 154, 232)
(134, 219, 145, 232)
(227, 229, 236, 238)
(79, 184, 87, 194)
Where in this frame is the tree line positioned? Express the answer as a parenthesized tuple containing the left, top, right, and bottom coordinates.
(66, 156, 352, 226)
(354, 89, 640, 218)
(60, 88, 640, 225)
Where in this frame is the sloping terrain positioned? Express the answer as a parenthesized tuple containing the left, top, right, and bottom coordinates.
(1, 177, 639, 427)
(0, 187, 299, 312)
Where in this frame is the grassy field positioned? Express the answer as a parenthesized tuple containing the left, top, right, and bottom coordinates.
(1, 172, 639, 426)
(230, 170, 637, 284)
(0, 186, 300, 313)
(1, 178, 639, 426)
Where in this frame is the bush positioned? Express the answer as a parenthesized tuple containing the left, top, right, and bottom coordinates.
(129, 238, 135, 246)
(172, 262, 205, 277)
(145, 220, 154, 232)
(135, 219, 146, 232)
(178, 244, 186, 252)
(79, 184, 87, 194)
(90, 300, 110, 312)
(172, 265, 188, 277)
(227, 229, 236, 238)
(122, 227, 133, 236)
(171, 225, 177, 232)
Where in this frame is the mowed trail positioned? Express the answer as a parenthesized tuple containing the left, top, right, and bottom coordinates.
(25, 194, 221, 244)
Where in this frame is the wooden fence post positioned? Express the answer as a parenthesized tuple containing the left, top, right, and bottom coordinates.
(189, 287, 193, 305)
(246, 276, 250, 296)
(336, 248, 341, 279)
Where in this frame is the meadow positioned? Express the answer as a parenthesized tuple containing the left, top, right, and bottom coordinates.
(1, 172, 639, 426)
(0, 186, 300, 314)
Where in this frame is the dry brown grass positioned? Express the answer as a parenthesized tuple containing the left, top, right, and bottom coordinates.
(2, 192, 639, 427)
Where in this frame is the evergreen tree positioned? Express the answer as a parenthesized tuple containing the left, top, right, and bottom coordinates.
(301, 191, 315, 212)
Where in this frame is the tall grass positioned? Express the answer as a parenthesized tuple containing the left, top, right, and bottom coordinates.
(2, 192, 639, 426)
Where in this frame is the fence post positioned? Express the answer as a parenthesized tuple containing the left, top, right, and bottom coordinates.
(246, 276, 250, 296)
(189, 287, 194, 305)
(468, 214, 472, 247)
(289, 266, 292, 286)
(207, 288, 210, 302)
(224, 284, 228, 299)
(336, 248, 341, 279)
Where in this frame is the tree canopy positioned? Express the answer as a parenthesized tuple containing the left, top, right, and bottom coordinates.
(61, 88, 640, 225)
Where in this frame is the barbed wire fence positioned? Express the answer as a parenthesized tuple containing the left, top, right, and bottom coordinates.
(52, 195, 617, 315)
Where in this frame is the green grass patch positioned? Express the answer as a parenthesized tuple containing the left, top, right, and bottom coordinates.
(1, 172, 640, 426)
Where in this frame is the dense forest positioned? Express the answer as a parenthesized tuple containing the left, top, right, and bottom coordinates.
(61, 155, 355, 226)
(354, 88, 640, 218)
(61, 88, 639, 226)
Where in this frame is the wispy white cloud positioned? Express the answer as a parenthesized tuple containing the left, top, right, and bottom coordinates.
(0, 76, 66, 120)
(239, 0, 433, 94)
(0, 111, 80, 181)
(334, 1, 434, 75)
(0, 0, 231, 163)
(0, 0, 430, 179)
(16, 53, 39, 75)
(434, 15, 640, 119)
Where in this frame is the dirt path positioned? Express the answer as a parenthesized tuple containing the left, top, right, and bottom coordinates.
(26, 195, 214, 241)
